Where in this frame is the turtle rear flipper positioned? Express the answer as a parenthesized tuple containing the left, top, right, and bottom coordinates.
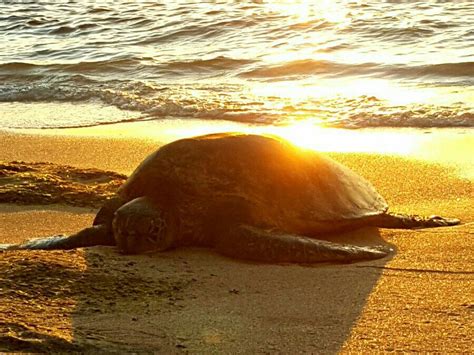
(0, 224, 114, 251)
(216, 225, 391, 264)
(374, 213, 460, 229)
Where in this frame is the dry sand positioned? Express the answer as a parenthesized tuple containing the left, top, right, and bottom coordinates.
(0, 128, 473, 353)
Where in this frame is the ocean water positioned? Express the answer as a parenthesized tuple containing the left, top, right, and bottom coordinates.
(0, 0, 473, 129)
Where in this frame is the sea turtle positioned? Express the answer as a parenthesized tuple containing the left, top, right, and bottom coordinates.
(0, 133, 460, 263)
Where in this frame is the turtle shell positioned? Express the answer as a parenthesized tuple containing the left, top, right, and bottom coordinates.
(118, 133, 388, 234)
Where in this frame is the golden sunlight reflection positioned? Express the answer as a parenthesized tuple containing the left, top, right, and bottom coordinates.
(153, 119, 420, 155)
(265, 0, 348, 24)
(52, 118, 420, 156)
(265, 121, 420, 154)
(251, 78, 437, 106)
(332, 79, 434, 106)
(29, 113, 473, 178)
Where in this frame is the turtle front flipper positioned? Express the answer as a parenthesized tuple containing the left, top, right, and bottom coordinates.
(374, 213, 460, 229)
(0, 224, 114, 251)
(216, 225, 391, 264)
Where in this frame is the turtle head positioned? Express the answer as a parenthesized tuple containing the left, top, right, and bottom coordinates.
(112, 197, 175, 254)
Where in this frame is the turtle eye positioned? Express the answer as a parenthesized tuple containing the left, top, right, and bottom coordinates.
(147, 217, 166, 244)
(146, 220, 159, 243)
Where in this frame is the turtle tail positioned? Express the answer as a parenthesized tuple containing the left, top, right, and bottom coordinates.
(0, 224, 114, 251)
(373, 213, 460, 229)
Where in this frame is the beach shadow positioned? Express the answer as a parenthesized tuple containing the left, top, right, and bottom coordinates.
(67, 227, 392, 353)
(0, 228, 391, 353)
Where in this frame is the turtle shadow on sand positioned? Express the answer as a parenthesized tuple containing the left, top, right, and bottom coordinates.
(1, 223, 393, 353)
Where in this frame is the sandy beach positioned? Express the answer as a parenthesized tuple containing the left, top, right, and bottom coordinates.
(0, 126, 472, 353)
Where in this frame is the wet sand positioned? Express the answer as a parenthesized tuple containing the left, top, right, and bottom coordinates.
(0, 127, 473, 353)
